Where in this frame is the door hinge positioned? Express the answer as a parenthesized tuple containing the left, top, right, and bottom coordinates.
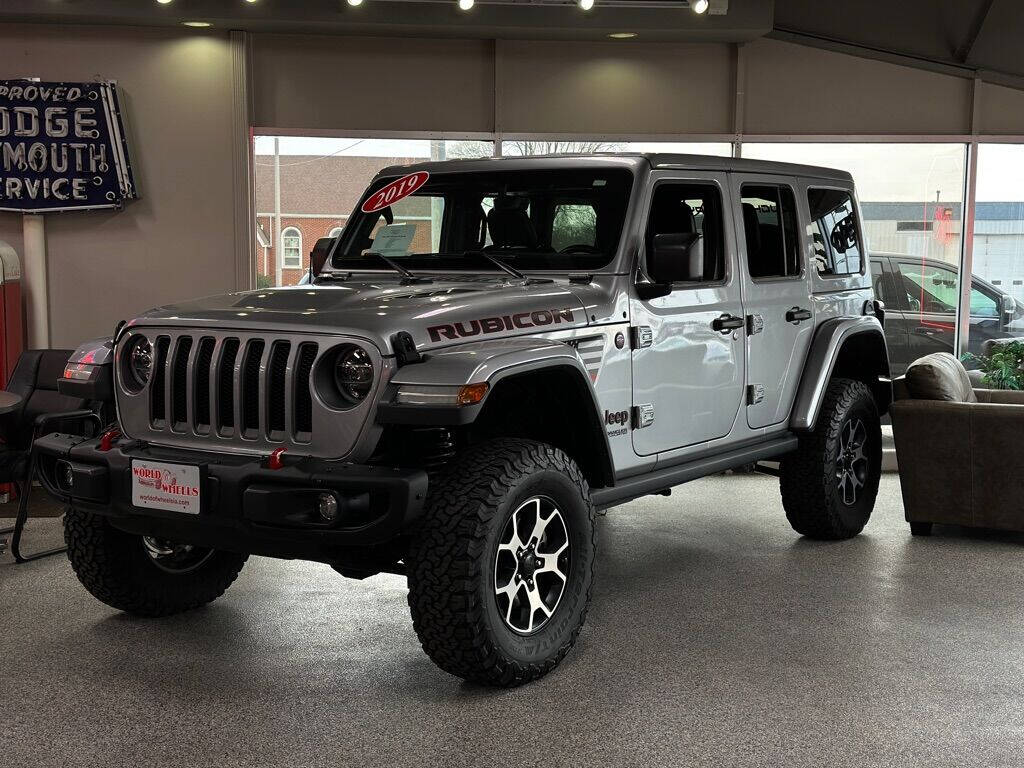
(632, 403, 655, 429)
(747, 384, 765, 405)
(631, 326, 653, 349)
(747, 314, 764, 335)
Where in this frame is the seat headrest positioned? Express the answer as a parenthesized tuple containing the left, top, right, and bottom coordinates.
(652, 196, 696, 235)
(905, 352, 977, 403)
(742, 203, 761, 253)
(487, 196, 538, 249)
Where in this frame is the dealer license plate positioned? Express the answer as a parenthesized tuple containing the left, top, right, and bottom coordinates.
(131, 460, 202, 515)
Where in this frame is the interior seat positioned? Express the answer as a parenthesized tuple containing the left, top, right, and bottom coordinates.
(650, 194, 704, 281)
(486, 196, 539, 250)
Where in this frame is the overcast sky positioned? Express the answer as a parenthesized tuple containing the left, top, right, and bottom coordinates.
(254, 136, 1024, 204)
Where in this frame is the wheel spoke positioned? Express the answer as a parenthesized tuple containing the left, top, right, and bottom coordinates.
(537, 559, 567, 582)
(495, 575, 520, 599)
(528, 505, 559, 545)
(525, 584, 552, 632)
(840, 472, 855, 504)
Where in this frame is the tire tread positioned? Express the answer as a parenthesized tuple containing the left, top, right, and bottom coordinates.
(407, 438, 595, 687)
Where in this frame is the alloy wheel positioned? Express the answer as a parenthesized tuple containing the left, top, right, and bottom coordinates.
(493, 497, 571, 634)
(142, 537, 215, 574)
(836, 418, 869, 506)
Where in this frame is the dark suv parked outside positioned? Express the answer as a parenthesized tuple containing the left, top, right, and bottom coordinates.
(870, 252, 1024, 375)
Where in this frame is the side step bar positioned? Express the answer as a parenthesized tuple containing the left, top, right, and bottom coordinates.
(591, 435, 799, 511)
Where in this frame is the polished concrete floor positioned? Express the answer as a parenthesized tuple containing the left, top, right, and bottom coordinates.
(3, 475, 1024, 767)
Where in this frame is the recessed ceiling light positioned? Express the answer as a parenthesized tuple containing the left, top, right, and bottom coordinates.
(347, 0, 364, 5)
(692, 0, 709, 13)
(156, 0, 173, 5)
(182, 21, 212, 27)
(579, 0, 595, 9)
(458, 0, 475, 9)
(608, 32, 637, 39)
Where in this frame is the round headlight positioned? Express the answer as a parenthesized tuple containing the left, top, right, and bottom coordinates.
(334, 345, 374, 404)
(124, 336, 153, 390)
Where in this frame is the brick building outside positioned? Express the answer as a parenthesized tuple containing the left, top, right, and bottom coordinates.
(254, 153, 423, 286)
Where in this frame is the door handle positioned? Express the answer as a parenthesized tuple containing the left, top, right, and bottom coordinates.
(712, 314, 745, 333)
(914, 326, 938, 336)
(786, 307, 813, 324)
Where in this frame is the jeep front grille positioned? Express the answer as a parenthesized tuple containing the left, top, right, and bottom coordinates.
(145, 333, 312, 442)
(116, 328, 385, 458)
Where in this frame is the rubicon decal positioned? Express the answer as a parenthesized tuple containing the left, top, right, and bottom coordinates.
(428, 307, 576, 343)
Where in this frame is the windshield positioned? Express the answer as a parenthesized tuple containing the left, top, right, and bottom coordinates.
(331, 168, 634, 273)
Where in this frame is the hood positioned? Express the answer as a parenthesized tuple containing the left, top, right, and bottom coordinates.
(127, 275, 598, 354)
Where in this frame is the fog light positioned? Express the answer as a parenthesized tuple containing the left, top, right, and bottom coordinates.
(58, 461, 74, 490)
(317, 493, 339, 522)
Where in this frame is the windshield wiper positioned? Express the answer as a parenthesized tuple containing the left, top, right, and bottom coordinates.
(464, 250, 525, 280)
(365, 252, 432, 284)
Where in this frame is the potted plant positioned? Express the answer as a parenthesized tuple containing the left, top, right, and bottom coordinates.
(967, 340, 1024, 390)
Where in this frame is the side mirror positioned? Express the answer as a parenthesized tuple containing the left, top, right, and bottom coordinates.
(309, 237, 334, 278)
(649, 233, 702, 284)
(1002, 293, 1017, 319)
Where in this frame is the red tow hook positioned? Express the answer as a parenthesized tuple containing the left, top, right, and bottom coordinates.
(98, 427, 121, 452)
(266, 446, 287, 470)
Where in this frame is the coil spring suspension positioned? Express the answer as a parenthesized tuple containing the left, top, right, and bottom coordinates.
(407, 427, 456, 473)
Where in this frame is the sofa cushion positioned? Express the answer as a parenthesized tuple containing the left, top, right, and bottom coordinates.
(904, 352, 977, 402)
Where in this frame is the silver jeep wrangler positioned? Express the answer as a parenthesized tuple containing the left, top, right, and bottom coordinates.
(41, 154, 889, 686)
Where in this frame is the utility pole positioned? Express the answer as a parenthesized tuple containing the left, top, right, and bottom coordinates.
(274, 137, 282, 287)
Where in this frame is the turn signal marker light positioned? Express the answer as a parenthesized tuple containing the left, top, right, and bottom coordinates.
(457, 383, 489, 406)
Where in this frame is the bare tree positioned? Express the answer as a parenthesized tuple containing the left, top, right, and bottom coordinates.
(505, 140, 624, 156)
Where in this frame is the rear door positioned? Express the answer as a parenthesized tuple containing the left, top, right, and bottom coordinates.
(870, 255, 911, 375)
(730, 175, 815, 429)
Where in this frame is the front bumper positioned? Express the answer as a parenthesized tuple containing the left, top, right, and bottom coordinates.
(34, 433, 429, 561)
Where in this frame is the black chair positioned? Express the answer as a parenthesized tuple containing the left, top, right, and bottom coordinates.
(0, 350, 103, 563)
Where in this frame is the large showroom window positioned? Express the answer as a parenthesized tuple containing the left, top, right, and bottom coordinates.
(963, 144, 1024, 364)
(253, 135, 493, 286)
(743, 143, 968, 373)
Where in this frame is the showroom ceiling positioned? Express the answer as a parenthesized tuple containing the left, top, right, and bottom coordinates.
(1, 0, 1022, 82)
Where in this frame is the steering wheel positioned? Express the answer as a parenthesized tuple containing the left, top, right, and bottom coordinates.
(559, 244, 602, 255)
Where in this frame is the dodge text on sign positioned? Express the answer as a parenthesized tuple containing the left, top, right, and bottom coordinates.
(0, 80, 137, 213)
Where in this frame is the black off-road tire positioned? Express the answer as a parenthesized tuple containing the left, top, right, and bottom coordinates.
(407, 439, 596, 687)
(780, 377, 882, 540)
(65, 506, 248, 617)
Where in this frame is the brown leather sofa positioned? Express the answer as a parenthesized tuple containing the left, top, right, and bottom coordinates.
(890, 352, 1024, 536)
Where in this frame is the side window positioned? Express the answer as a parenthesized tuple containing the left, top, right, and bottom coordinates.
(807, 188, 863, 276)
(896, 261, 956, 314)
(551, 203, 598, 252)
(740, 184, 800, 279)
(970, 284, 999, 318)
(647, 183, 725, 284)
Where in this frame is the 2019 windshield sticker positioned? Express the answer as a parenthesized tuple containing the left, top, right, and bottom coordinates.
(428, 308, 575, 342)
(361, 171, 429, 214)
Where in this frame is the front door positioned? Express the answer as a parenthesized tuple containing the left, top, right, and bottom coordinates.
(630, 172, 745, 456)
(731, 176, 815, 429)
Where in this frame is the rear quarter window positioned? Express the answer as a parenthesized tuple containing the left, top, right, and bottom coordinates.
(807, 188, 863, 277)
